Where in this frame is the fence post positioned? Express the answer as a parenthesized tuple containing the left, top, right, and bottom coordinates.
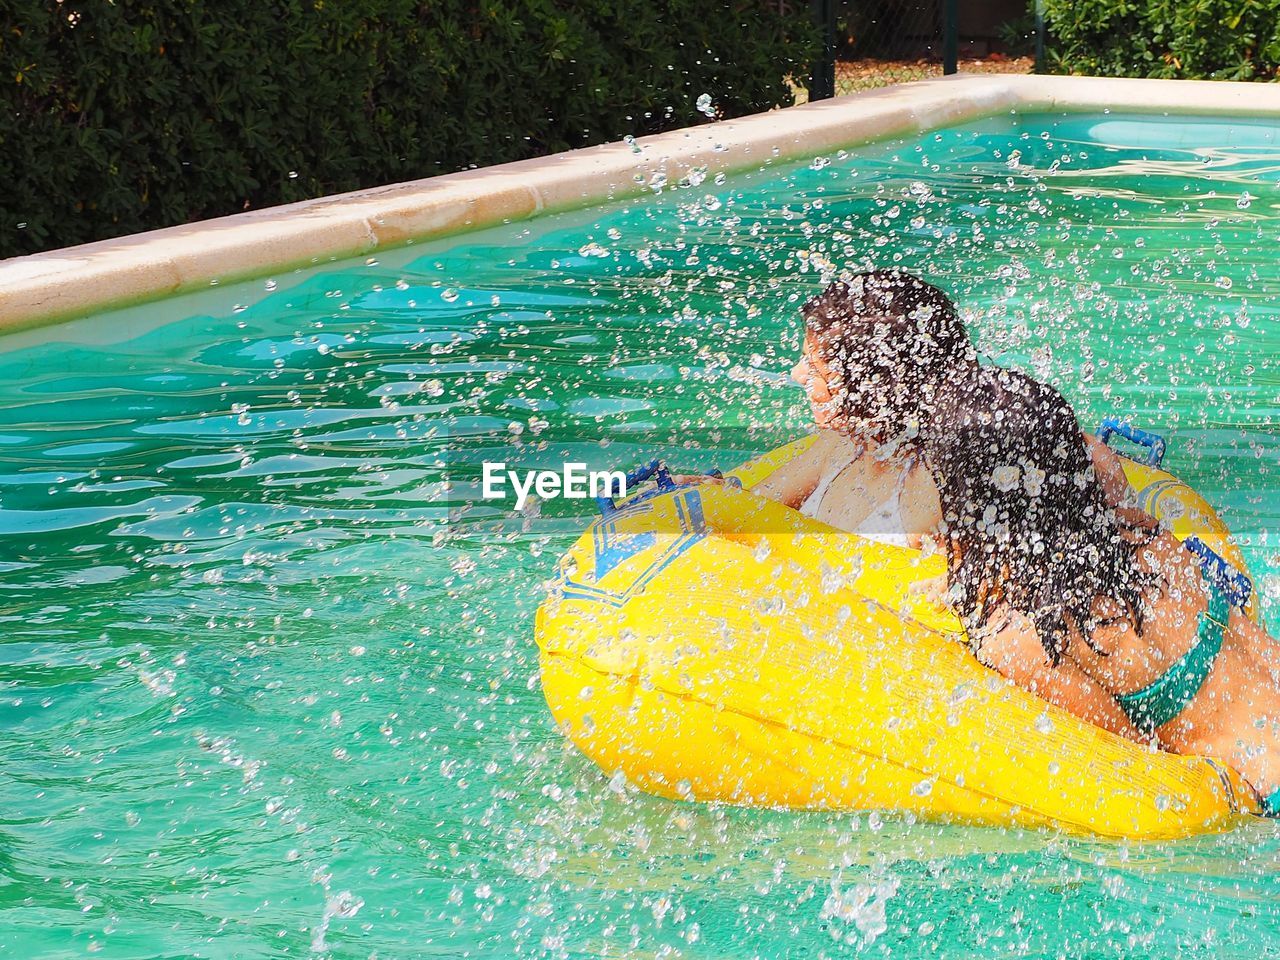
(809, 0, 836, 100)
(1034, 0, 1045, 73)
(942, 0, 958, 74)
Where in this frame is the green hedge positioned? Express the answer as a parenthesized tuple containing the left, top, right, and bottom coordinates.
(1043, 0, 1280, 80)
(1, 1, 818, 258)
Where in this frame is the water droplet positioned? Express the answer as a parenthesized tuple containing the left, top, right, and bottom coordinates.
(1215, 276, 1233, 291)
(1034, 711, 1054, 734)
(441, 287, 460, 302)
(695, 93, 714, 116)
(1237, 191, 1254, 209)
(326, 890, 364, 920)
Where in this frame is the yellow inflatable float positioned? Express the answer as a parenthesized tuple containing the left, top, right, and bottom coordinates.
(535, 421, 1262, 839)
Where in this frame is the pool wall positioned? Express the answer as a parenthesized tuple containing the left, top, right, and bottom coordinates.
(6, 73, 1280, 333)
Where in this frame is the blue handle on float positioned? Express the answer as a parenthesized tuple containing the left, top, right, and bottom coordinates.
(1097, 417, 1167, 467)
(1183, 536, 1253, 609)
(595, 459, 675, 517)
(594, 462, 741, 517)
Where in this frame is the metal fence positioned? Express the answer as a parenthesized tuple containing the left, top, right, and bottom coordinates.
(807, 0, 1034, 101)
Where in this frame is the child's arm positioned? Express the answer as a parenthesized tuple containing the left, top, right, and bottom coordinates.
(750, 430, 849, 509)
(1082, 431, 1138, 510)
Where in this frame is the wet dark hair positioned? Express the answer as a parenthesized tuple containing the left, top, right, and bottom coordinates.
(801, 271, 976, 439)
(922, 366, 1159, 663)
(801, 271, 1156, 662)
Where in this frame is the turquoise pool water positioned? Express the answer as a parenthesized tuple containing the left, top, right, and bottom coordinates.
(2, 112, 1279, 957)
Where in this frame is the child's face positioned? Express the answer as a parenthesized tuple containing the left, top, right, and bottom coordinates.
(791, 335, 841, 427)
(792, 330, 895, 444)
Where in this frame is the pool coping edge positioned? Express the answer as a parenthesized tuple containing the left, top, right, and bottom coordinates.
(5, 73, 1280, 333)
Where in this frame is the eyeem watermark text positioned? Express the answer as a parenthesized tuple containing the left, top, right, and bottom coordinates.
(482, 462, 627, 510)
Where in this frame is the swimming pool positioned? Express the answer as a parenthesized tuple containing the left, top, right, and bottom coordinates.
(2, 105, 1279, 956)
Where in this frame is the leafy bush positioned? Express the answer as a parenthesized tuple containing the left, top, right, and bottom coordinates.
(1043, 0, 1280, 80)
(0, 1, 819, 258)
(995, 7, 1037, 59)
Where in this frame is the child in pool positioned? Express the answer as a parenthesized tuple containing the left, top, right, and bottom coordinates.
(780, 271, 1280, 814)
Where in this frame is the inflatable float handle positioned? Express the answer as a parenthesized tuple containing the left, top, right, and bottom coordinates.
(1183, 536, 1253, 609)
(595, 459, 675, 517)
(1097, 417, 1167, 467)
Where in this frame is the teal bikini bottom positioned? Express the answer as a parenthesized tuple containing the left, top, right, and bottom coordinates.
(1262, 789, 1280, 818)
(1113, 580, 1230, 737)
(1111, 581, 1280, 818)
